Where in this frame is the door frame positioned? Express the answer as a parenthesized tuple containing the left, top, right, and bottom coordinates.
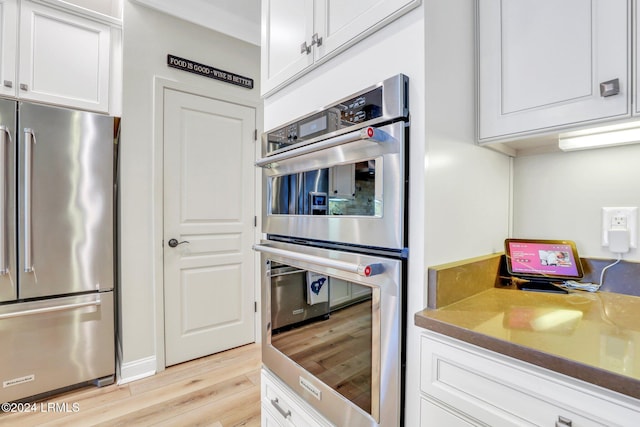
(152, 76, 263, 372)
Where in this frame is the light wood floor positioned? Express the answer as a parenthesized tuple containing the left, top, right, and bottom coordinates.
(0, 343, 261, 427)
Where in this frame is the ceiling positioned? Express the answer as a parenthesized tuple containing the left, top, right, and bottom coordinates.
(132, 0, 261, 46)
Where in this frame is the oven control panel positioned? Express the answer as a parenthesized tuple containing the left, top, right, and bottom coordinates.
(265, 85, 385, 154)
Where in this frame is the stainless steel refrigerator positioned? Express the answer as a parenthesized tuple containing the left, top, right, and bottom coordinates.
(0, 99, 115, 402)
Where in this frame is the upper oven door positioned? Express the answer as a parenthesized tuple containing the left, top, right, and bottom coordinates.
(258, 120, 407, 250)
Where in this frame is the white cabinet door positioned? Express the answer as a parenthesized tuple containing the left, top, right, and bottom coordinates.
(421, 332, 640, 427)
(329, 277, 351, 308)
(478, 0, 629, 142)
(314, 0, 419, 61)
(420, 397, 479, 427)
(329, 279, 371, 308)
(19, 0, 110, 112)
(329, 164, 355, 199)
(350, 282, 371, 300)
(0, 0, 17, 98)
(261, 369, 333, 427)
(261, 0, 314, 95)
(261, 0, 419, 95)
(261, 403, 286, 427)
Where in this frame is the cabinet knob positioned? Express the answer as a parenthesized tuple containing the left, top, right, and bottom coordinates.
(19, 83, 28, 91)
(555, 415, 573, 427)
(600, 78, 620, 97)
(3, 80, 12, 88)
(300, 41, 311, 55)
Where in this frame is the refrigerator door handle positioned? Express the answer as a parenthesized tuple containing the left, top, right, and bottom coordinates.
(0, 126, 8, 275)
(0, 297, 101, 320)
(23, 128, 35, 273)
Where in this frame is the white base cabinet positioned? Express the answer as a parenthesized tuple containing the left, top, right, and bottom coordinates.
(420, 397, 478, 427)
(261, 368, 334, 427)
(420, 332, 640, 427)
(329, 278, 372, 308)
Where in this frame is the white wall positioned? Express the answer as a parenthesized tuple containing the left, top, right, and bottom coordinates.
(119, 0, 260, 382)
(424, 2, 511, 266)
(264, 1, 510, 425)
(129, 0, 261, 45)
(417, 0, 511, 424)
(513, 144, 640, 261)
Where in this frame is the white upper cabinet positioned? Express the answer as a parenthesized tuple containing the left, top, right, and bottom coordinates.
(18, 0, 111, 112)
(313, 0, 417, 60)
(478, 0, 630, 143)
(261, 0, 420, 96)
(0, 0, 18, 98)
(261, 0, 314, 95)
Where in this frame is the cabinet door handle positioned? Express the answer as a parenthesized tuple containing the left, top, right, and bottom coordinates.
(270, 398, 292, 419)
(600, 78, 620, 97)
(3, 80, 12, 88)
(311, 33, 323, 47)
(19, 83, 28, 91)
(300, 41, 311, 55)
(555, 415, 573, 427)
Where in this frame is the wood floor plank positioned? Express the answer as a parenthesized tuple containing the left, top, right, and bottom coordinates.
(0, 344, 261, 427)
(152, 386, 260, 427)
(90, 375, 256, 426)
(0, 385, 132, 426)
(130, 344, 259, 396)
(50, 358, 261, 426)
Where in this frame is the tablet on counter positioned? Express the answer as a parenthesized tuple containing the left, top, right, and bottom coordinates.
(504, 238, 584, 293)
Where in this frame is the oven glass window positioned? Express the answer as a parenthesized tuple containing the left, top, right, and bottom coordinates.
(269, 159, 380, 216)
(269, 265, 375, 415)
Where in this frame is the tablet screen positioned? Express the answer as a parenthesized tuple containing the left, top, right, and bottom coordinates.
(504, 239, 584, 280)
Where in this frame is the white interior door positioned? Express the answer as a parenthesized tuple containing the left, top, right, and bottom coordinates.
(163, 88, 256, 366)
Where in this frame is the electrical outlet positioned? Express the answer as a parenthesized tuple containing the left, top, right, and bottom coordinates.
(602, 207, 638, 248)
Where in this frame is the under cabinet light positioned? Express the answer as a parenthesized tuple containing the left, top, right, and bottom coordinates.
(559, 121, 640, 151)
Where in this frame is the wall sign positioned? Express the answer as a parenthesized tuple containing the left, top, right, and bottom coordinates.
(167, 54, 254, 89)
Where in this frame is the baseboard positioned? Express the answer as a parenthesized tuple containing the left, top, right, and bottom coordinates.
(118, 355, 157, 385)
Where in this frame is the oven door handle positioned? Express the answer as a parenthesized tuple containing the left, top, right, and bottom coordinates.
(256, 126, 393, 168)
(254, 244, 384, 277)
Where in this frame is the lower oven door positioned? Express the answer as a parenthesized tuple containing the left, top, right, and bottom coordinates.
(255, 240, 403, 427)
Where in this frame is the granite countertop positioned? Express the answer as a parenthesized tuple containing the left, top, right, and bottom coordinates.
(415, 253, 640, 400)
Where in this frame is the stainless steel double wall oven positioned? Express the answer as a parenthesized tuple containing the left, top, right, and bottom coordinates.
(256, 74, 410, 427)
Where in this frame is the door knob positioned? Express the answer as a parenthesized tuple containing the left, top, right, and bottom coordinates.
(168, 238, 189, 248)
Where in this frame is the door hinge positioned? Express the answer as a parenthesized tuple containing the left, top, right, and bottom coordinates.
(254, 129, 258, 141)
